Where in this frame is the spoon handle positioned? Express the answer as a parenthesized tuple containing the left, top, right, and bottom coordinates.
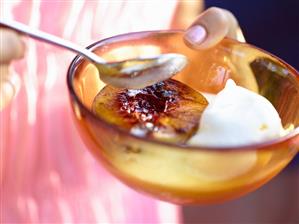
(0, 19, 106, 64)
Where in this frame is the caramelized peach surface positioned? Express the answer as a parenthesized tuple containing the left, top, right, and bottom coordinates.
(92, 79, 208, 143)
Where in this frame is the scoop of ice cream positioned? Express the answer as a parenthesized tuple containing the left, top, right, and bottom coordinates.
(188, 79, 284, 147)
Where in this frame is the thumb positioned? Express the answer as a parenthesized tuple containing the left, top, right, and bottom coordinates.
(0, 28, 25, 63)
(184, 7, 245, 50)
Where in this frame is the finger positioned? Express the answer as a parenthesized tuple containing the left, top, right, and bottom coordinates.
(0, 28, 25, 63)
(184, 7, 245, 50)
(0, 64, 19, 110)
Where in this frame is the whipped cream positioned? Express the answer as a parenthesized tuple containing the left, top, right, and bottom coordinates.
(188, 79, 284, 147)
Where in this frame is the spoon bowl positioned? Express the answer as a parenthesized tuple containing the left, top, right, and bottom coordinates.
(98, 53, 187, 89)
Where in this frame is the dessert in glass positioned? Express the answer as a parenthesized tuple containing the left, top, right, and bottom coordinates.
(67, 30, 299, 204)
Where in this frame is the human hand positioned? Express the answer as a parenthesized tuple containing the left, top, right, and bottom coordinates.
(184, 7, 245, 49)
(0, 28, 25, 110)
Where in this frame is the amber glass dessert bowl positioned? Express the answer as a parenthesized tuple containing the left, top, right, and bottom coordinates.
(67, 30, 299, 205)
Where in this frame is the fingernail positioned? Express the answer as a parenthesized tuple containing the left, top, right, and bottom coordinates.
(185, 25, 206, 44)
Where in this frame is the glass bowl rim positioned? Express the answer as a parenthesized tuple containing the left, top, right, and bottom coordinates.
(66, 29, 299, 152)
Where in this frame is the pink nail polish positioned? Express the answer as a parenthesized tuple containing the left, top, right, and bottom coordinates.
(185, 25, 206, 44)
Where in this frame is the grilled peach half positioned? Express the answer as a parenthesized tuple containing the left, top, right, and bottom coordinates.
(92, 79, 208, 144)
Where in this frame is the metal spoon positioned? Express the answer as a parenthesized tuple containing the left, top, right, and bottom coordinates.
(0, 19, 187, 89)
